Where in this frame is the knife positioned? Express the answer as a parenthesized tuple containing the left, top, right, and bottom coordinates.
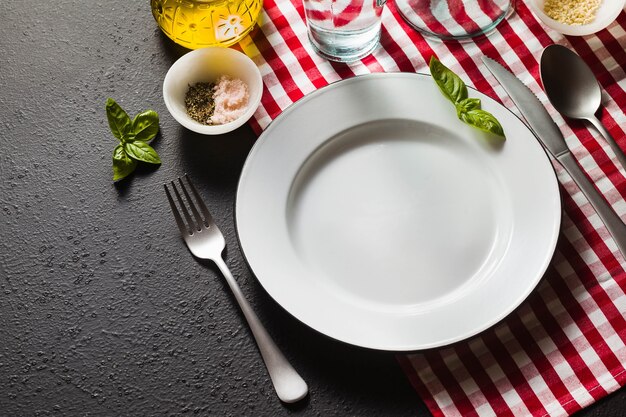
(482, 56, 626, 259)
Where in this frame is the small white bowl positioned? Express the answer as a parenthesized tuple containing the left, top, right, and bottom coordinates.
(528, 0, 625, 36)
(163, 47, 263, 135)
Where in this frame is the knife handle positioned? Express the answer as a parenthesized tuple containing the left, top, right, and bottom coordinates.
(557, 152, 626, 259)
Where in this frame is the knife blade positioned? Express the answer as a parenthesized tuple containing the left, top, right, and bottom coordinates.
(482, 56, 626, 260)
(482, 57, 568, 158)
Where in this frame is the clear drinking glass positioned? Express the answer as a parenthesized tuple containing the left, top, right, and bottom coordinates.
(395, 0, 514, 40)
(303, 0, 386, 62)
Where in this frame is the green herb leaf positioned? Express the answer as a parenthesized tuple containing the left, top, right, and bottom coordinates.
(429, 57, 505, 138)
(131, 110, 160, 142)
(456, 98, 481, 112)
(112, 144, 137, 181)
(429, 56, 468, 104)
(456, 98, 481, 120)
(124, 141, 161, 164)
(105, 99, 162, 182)
(458, 109, 505, 137)
(106, 98, 132, 140)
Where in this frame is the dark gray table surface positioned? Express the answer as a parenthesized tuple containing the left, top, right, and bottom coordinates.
(1, 1, 625, 416)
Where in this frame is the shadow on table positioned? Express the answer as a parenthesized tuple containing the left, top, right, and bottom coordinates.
(177, 124, 257, 190)
(156, 31, 192, 66)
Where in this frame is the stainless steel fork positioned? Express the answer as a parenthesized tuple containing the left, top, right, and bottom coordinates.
(164, 175, 308, 404)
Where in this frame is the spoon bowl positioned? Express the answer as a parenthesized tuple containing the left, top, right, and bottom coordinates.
(540, 45, 601, 120)
(540, 44, 626, 171)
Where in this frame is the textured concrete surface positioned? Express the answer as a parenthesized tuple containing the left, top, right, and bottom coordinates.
(1, 1, 625, 416)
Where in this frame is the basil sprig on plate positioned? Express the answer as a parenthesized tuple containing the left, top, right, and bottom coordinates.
(429, 57, 505, 138)
(106, 98, 161, 181)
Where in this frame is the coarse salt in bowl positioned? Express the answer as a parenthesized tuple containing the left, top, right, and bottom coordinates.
(163, 47, 263, 135)
(527, 0, 626, 36)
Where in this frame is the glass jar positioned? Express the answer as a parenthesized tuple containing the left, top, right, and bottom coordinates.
(151, 0, 263, 49)
(396, 0, 514, 40)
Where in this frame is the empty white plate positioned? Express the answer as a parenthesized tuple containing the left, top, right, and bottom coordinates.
(236, 73, 561, 351)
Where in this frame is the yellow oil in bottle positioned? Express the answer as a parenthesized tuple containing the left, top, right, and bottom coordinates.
(151, 0, 263, 49)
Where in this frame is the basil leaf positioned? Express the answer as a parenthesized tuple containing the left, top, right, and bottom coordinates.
(456, 98, 481, 113)
(112, 144, 137, 181)
(131, 110, 160, 142)
(106, 98, 132, 140)
(429, 58, 505, 139)
(124, 141, 161, 164)
(429, 56, 468, 104)
(459, 109, 505, 137)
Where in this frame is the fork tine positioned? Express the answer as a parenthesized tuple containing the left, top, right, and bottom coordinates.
(184, 174, 214, 226)
(170, 180, 198, 232)
(164, 184, 190, 236)
(178, 176, 206, 229)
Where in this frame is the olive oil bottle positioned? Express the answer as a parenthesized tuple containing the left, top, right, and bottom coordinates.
(151, 0, 263, 49)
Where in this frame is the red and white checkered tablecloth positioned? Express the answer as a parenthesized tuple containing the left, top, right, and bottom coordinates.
(238, 1, 626, 415)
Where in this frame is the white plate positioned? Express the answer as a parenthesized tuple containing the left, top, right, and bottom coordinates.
(236, 73, 561, 351)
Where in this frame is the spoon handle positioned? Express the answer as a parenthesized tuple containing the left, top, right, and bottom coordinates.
(587, 115, 626, 174)
(557, 152, 626, 260)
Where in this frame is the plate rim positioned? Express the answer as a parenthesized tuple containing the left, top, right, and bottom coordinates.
(235, 72, 562, 351)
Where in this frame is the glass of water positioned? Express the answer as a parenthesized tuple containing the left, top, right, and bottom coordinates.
(395, 0, 513, 40)
(303, 0, 386, 62)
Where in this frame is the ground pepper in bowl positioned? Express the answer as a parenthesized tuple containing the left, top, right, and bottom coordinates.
(185, 82, 216, 124)
(184, 76, 249, 125)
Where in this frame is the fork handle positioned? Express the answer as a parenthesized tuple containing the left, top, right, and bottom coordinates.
(214, 257, 309, 403)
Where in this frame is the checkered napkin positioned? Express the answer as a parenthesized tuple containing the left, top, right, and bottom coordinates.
(239, 1, 626, 415)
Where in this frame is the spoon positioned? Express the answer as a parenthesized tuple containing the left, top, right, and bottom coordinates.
(540, 44, 626, 172)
